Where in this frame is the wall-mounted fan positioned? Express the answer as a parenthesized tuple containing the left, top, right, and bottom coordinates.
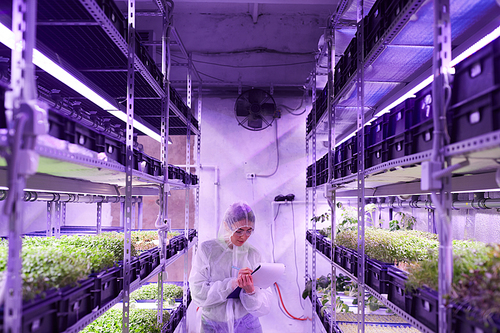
(234, 88, 277, 131)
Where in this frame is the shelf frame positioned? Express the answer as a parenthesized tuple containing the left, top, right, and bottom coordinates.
(62, 237, 197, 333)
(309, 241, 435, 333)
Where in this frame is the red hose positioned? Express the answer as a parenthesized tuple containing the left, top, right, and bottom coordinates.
(274, 283, 310, 321)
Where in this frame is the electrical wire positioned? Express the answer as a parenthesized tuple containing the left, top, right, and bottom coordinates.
(188, 59, 315, 69)
(277, 90, 308, 116)
(255, 120, 279, 178)
(291, 202, 305, 310)
(274, 283, 310, 321)
(271, 204, 281, 263)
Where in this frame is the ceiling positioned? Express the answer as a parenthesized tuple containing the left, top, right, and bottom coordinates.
(115, 0, 342, 97)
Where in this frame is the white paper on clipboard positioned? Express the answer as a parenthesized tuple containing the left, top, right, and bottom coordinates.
(252, 262, 286, 289)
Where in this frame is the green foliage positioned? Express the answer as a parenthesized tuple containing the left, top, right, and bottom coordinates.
(336, 205, 357, 235)
(406, 240, 489, 291)
(81, 308, 170, 333)
(336, 274, 351, 292)
(452, 244, 500, 321)
(0, 233, 145, 300)
(335, 228, 439, 263)
(389, 212, 417, 231)
(130, 283, 183, 303)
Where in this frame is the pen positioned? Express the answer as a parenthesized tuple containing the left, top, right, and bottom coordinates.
(232, 265, 240, 270)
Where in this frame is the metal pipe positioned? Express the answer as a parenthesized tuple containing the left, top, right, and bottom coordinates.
(200, 165, 219, 237)
(368, 197, 500, 210)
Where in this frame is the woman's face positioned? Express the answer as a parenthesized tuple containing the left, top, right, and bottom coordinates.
(230, 219, 254, 247)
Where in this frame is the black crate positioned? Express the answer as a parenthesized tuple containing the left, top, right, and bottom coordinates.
(449, 88, 500, 143)
(367, 115, 388, 148)
(364, 1, 387, 56)
(150, 247, 161, 271)
(386, 0, 412, 27)
(452, 306, 500, 333)
(334, 162, 345, 179)
(411, 83, 433, 128)
(306, 177, 313, 187)
(409, 121, 434, 154)
(342, 247, 358, 276)
(334, 246, 343, 267)
(365, 143, 385, 168)
(388, 99, 415, 138)
(451, 37, 500, 107)
(191, 174, 198, 185)
(386, 132, 409, 161)
(96, 136, 122, 163)
(0, 290, 61, 333)
(411, 287, 438, 332)
(345, 136, 357, 160)
(306, 230, 313, 244)
(344, 157, 358, 176)
(366, 258, 392, 294)
(138, 252, 152, 280)
(58, 277, 97, 331)
(387, 266, 412, 313)
(334, 143, 345, 164)
(322, 240, 332, 259)
(95, 267, 121, 308)
(316, 236, 324, 253)
(183, 172, 191, 185)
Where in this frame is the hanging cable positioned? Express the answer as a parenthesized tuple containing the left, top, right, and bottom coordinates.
(255, 120, 279, 178)
(277, 90, 308, 116)
(274, 283, 310, 321)
(291, 202, 305, 310)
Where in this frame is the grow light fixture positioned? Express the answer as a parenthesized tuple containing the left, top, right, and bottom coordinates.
(0, 22, 162, 143)
(374, 25, 500, 119)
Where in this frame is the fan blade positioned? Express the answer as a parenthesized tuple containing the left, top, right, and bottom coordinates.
(261, 103, 276, 115)
(248, 115, 263, 129)
(236, 99, 251, 117)
(248, 89, 264, 105)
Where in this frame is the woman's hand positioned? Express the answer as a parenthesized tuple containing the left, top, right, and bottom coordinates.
(237, 267, 255, 294)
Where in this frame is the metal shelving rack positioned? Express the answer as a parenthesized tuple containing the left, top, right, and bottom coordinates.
(0, 0, 201, 332)
(306, 0, 500, 332)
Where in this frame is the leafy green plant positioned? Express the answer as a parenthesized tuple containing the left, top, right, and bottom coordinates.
(335, 228, 439, 264)
(389, 212, 416, 231)
(81, 308, 170, 333)
(452, 244, 500, 323)
(131, 283, 183, 304)
(406, 240, 489, 291)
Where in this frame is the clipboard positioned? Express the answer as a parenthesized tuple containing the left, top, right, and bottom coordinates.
(227, 263, 285, 299)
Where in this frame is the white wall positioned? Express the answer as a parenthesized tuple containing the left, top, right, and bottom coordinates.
(197, 95, 317, 332)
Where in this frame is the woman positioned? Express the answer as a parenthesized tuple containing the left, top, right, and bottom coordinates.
(189, 202, 271, 333)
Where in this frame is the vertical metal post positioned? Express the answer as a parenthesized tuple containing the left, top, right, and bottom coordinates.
(122, 1, 136, 332)
(327, 18, 336, 333)
(54, 201, 61, 239)
(183, 54, 193, 333)
(311, 70, 317, 333)
(97, 201, 103, 234)
(356, 0, 365, 331)
(47, 202, 53, 237)
(61, 202, 67, 227)
(132, 201, 136, 229)
(305, 99, 309, 306)
(433, 0, 452, 331)
(195, 84, 202, 252)
(5, 0, 38, 331)
(138, 198, 143, 230)
(428, 207, 435, 233)
(159, 3, 172, 324)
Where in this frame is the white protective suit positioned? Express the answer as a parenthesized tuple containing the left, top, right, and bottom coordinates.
(189, 202, 272, 333)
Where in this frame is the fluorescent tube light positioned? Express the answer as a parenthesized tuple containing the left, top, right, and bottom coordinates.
(0, 22, 163, 142)
(450, 25, 500, 66)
